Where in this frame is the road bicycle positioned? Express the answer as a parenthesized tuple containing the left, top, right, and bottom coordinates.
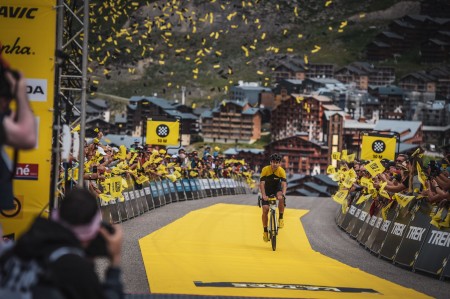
(259, 194, 279, 251)
(267, 196, 279, 251)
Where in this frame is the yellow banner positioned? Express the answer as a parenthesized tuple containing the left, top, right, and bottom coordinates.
(146, 119, 180, 146)
(0, 0, 56, 239)
(361, 134, 396, 161)
(365, 159, 385, 177)
(110, 176, 123, 197)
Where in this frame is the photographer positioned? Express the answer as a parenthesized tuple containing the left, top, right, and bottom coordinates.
(0, 54, 37, 210)
(0, 188, 124, 299)
(0, 67, 37, 149)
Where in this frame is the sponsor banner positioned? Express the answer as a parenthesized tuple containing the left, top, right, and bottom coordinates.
(356, 199, 376, 244)
(367, 202, 398, 254)
(361, 134, 396, 161)
(379, 204, 413, 261)
(175, 180, 184, 192)
(365, 202, 395, 253)
(0, 0, 56, 237)
(14, 163, 38, 180)
(414, 226, 450, 275)
(348, 198, 370, 238)
(146, 119, 180, 146)
(394, 203, 432, 268)
(194, 281, 379, 294)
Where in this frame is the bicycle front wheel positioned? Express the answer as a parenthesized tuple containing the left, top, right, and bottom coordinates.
(270, 210, 277, 251)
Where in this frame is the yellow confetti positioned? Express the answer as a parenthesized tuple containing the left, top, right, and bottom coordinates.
(325, 1, 333, 7)
(311, 45, 321, 53)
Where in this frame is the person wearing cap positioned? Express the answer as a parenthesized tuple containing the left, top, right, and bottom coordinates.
(130, 138, 140, 150)
(202, 146, 211, 161)
(0, 188, 124, 299)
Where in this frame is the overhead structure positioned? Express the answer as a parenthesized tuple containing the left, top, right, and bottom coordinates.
(50, 0, 89, 208)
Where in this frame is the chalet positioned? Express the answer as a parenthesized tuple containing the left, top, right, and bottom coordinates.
(334, 62, 395, 90)
(229, 83, 272, 107)
(398, 71, 437, 93)
(201, 100, 262, 144)
(368, 85, 405, 119)
(270, 94, 303, 142)
(421, 39, 449, 63)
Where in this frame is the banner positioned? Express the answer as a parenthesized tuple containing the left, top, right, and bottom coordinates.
(146, 119, 180, 146)
(0, 0, 56, 238)
(361, 134, 396, 161)
(392, 204, 430, 267)
(379, 204, 412, 261)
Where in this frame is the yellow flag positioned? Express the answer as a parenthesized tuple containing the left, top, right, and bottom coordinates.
(99, 193, 114, 203)
(394, 193, 415, 208)
(359, 177, 373, 189)
(327, 165, 336, 174)
(361, 134, 396, 161)
(136, 175, 149, 184)
(146, 119, 180, 146)
(342, 174, 355, 189)
(341, 150, 348, 162)
(110, 176, 122, 197)
(332, 152, 341, 161)
(332, 190, 348, 204)
(416, 162, 428, 190)
(118, 145, 127, 159)
(101, 179, 111, 194)
(346, 153, 355, 162)
(365, 160, 385, 177)
(356, 193, 372, 205)
(341, 198, 348, 214)
(381, 201, 394, 220)
(121, 178, 128, 189)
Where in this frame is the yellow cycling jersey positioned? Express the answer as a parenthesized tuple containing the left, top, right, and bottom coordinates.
(260, 165, 286, 196)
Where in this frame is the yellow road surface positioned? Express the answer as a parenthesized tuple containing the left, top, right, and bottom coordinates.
(139, 203, 430, 298)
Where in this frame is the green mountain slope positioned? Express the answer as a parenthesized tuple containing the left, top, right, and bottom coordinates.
(87, 0, 421, 104)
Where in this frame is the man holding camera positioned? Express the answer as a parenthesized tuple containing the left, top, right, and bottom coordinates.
(0, 188, 124, 299)
(0, 56, 37, 211)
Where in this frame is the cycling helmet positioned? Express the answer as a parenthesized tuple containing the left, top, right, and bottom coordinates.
(269, 153, 282, 162)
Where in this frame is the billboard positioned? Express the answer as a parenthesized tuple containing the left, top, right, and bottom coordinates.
(361, 133, 397, 161)
(146, 119, 180, 146)
(0, 0, 56, 238)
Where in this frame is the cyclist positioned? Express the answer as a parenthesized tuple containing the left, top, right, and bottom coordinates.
(259, 153, 287, 242)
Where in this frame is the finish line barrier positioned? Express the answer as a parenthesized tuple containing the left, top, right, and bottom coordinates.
(96, 174, 251, 226)
(335, 195, 450, 280)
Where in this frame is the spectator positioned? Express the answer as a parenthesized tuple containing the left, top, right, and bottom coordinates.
(0, 188, 124, 299)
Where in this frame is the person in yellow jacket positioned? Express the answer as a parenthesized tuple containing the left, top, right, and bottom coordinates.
(259, 153, 287, 242)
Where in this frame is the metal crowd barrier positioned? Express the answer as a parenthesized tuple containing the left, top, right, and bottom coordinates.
(97, 174, 252, 225)
(335, 195, 450, 280)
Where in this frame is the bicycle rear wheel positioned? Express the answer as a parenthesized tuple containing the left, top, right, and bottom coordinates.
(270, 210, 277, 251)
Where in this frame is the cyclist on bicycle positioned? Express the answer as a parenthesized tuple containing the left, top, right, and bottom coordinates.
(259, 153, 287, 242)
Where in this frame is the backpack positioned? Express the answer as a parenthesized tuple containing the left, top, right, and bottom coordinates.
(0, 246, 84, 299)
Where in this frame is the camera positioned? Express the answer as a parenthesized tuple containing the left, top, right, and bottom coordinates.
(427, 160, 441, 178)
(0, 52, 20, 114)
(85, 222, 115, 257)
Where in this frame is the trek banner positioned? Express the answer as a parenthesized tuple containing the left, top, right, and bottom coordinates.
(361, 133, 396, 161)
(0, 0, 57, 238)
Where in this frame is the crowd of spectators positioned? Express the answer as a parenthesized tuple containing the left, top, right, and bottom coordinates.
(63, 129, 256, 199)
(331, 149, 450, 229)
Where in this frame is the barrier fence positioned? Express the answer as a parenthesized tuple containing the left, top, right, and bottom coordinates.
(94, 174, 252, 225)
(336, 196, 450, 280)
